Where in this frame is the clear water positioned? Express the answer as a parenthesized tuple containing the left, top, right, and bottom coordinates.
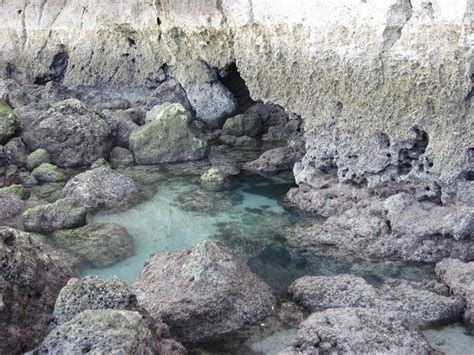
(423, 324, 474, 355)
(80, 168, 471, 354)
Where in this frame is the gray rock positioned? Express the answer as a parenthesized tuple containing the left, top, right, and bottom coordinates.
(436, 259, 474, 331)
(109, 147, 135, 166)
(288, 275, 379, 311)
(222, 113, 263, 137)
(174, 60, 236, 128)
(246, 102, 290, 128)
(31, 163, 67, 183)
(145, 77, 192, 112)
(285, 308, 433, 354)
(110, 110, 139, 148)
(93, 97, 131, 111)
(26, 148, 51, 171)
(22, 198, 86, 233)
(62, 167, 140, 211)
(90, 158, 111, 169)
(49, 223, 135, 268)
(31, 310, 160, 354)
(0, 227, 72, 354)
(219, 134, 259, 149)
(133, 241, 276, 343)
(22, 99, 113, 167)
(244, 142, 304, 176)
(0, 191, 25, 221)
(129, 103, 208, 164)
(0, 99, 18, 144)
(53, 276, 139, 325)
(4, 137, 29, 166)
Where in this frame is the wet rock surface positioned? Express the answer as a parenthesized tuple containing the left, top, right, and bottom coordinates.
(49, 223, 135, 268)
(133, 241, 276, 343)
(62, 167, 140, 211)
(0, 227, 72, 354)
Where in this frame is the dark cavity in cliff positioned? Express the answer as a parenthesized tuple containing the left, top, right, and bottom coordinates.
(34, 48, 69, 85)
(219, 62, 254, 112)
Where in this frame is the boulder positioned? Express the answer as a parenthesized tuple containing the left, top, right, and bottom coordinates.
(0, 227, 72, 354)
(49, 223, 135, 268)
(145, 77, 193, 112)
(26, 148, 51, 170)
(110, 110, 139, 148)
(198, 167, 232, 191)
(174, 61, 236, 128)
(109, 147, 135, 166)
(436, 258, 474, 330)
(31, 163, 67, 183)
(219, 134, 259, 149)
(22, 198, 86, 233)
(288, 275, 379, 311)
(244, 143, 304, 176)
(129, 103, 208, 164)
(0, 99, 18, 144)
(222, 113, 263, 137)
(133, 241, 276, 343)
(22, 99, 113, 167)
(284, 308, 433, 354)
(62, 167, 140, 211)
(4, 137, 28, 165)
(0, 191, 25, 221)
(53, 276, 139, 325)
(31, 310, 160, 354)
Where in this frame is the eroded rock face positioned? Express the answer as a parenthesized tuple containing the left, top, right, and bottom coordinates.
(62, 167, 140, 211)
(130, 103, 208, 164)
(22, 99, 113, 167)
(283, 308, 433, 354)
(436, 259, 474, 331)
(133, 241, 276, 343)
(0, 227, 72, 354)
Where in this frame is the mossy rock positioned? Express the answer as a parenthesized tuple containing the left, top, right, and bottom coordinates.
(0, 99, 18, 144)
(0, 184, 29, 200)
(31, 163, 67, 183)
(198, 167, 232, 192)
(26, 148, 51, 171)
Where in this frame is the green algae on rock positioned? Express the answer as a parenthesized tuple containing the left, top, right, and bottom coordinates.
(129, 103, 208, 164)
(0, 99, 18, 144)
(0, 184, 29, 200)
(198, 167, 232, 191)
(26, 148, 51, 171)
(31, 163, 67, 183)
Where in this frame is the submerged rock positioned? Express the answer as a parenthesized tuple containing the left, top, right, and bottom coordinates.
(53, 276, 140, 325)
(22, 99, 113, 167)
(198, 167, 232, 191)
(26, 148, 51, 171)
(130, 103, 208, 164)
(22, 198, 86, 233)
(223, 113, 263, 137)
(0, 99, 18, 144)
(31, 163, 67, 183)
(0, 227, 72, 354)
(62, 167, 140, 211)
(49, 223, 135, 268)
(436, 259, 474, 331)
(174, 188, 243, 214)
(284, 308, 433, 354)
(133, 241, 276, 343)
(31, 310, 161, 354)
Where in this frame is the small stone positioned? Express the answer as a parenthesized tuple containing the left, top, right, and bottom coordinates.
(31, 163, 67, 183)
(26, 149, 51, 171)
(198, 167, 232, 191)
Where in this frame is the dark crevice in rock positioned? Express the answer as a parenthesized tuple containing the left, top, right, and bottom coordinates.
(34, 48, 69, 85)
(219, 62, 254, 112)
(397, 126, 429, 175)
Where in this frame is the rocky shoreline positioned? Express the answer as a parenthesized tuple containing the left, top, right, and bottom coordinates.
(0, 0, 473, 353)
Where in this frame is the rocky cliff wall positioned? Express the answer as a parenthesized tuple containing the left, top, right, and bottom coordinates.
(0, 0, 472, 201)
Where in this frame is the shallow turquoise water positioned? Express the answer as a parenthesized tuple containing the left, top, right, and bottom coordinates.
(81, 172, 471, 354)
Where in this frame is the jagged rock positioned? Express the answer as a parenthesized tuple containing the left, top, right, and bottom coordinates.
(22, 198, 86, 233)
(0, 227, 72, 354)
(0, 99, 18, 144)
(62, 167, 140, 211)
(288, 275, 379, 311)
(53, 276, 140, 325)
(436, 259, 474, 331)
(174, 60, 236, 128)
(244, 142, 304, 176)
(0, 184, 29, 199)
(283, 308, 433, 354)
(22, 99, 113, 167)
(26, 148, 51, 170)
(146, 77, 193, 111)
(198, 167, 232, 191)
(31, 310, 161, 354)
(222, 113, 263, 137)
(110, 110, 139, 148)
(0, 191, 25, 220)
(133, 241, 276, 343)
(4, 137, 29, 166)
(49, 223, 135, 268)
(109, 147, 135, 166)
(129, 103, 208, 164)
(31, 163, 66, 182)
